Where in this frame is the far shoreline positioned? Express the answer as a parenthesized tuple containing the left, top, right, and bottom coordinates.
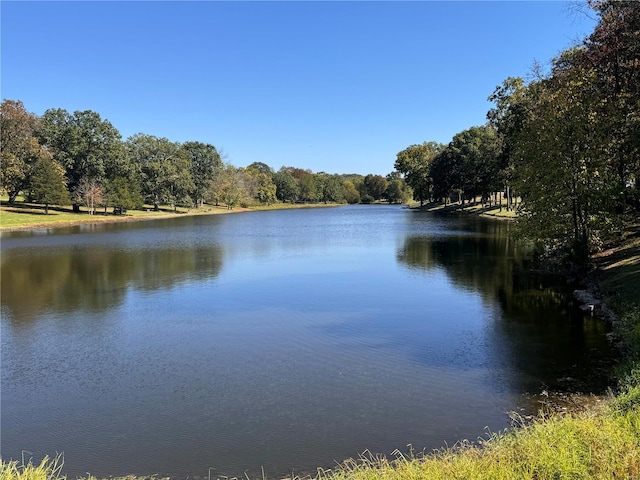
(0, 199, 517, 234)
(0, 201, 343, 233)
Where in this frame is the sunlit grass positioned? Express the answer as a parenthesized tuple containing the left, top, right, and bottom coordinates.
(318, 402, 640, 480)
(0, 198, 341, 230)
(0, 455, 65, 480)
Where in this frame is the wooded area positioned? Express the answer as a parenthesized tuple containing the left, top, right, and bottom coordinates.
(0, 100, 411, 217)
(395, 0, 639, 263)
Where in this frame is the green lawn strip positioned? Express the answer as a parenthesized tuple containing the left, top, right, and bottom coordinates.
(0, 200, 345, 230)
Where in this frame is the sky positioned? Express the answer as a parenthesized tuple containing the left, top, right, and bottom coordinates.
(1, 1, 597, 176)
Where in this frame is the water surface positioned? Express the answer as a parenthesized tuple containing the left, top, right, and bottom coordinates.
(1, 205, 615, 478)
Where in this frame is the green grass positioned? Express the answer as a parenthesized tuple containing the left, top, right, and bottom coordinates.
(0, 455, 65, 480)
(319, 401, 640, 480)
(0, 199, 343, 230)
(414, 199, 518, 220)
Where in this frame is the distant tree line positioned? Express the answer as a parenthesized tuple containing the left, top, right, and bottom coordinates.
(1, 103, 414, 214)
(394, 0, 639, 264)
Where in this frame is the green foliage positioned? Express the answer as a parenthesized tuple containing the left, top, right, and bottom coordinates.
(0, 100, 49, 204)
(361, 174, 387, 200)
(182, 141, 222, 208)
(513, 55, 623, 262)
(126, 133, 194, 211)
(104, 176, 143, 210)
(28, 157, 70, 214)
(394, 141, 443, 205)
(38, 109, 126, 200)
(273, 169, 300, 203)
(342, 180, 361, 204)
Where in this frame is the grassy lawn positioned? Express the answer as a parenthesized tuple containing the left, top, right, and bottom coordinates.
(0, 202, 187, 229)
(412, 198, 518, 220)
(0, 198, 345, 230)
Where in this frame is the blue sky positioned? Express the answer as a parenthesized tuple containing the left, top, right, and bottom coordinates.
(2, 1, 596, 175)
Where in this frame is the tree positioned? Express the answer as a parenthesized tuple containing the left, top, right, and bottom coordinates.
(0, 100, 49, 203)
(487, 77, 529, 210)
(385, 178, 412, 204)
(245, 166, 277, 205)
(446, 126, 501, 205)
(513, 50, 616, 262)
(38, 108, 126, 212)
(585, 0, 640, 208)
(430, 148, 461, 205)
(246, 161, 274, 177)
(29, 157, 70, 214)
(73, 177, 104, 215)
(127, 134, 194, 211)
(297, 171, 319, 203)
(273, 169, 300, 203)
(182, 141, 222, 207)
(342, 180, 361, 204)
(104, 176, 143, 212)
(362, 174, 388, 200)
(394, 142, 443, 205)
(216, 164, 249, 209)
(315, 172, 344, 204)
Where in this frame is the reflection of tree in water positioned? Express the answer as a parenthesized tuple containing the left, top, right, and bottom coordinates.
(1, 244, 224, 323)
(397, 218, 569, 312)
(396, 217, 617, 393)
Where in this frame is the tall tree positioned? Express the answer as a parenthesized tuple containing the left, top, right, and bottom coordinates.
(487, 77, 529, 210)
(429, 148, 461, 205)
(394, 142, 443, 205)
(513, 49, 616, 262)
(244, 166, 277, 205)
(273, 169, 300, 203)
(446, 126, 501, 204)
(127, 133, 194, 211)
(73, 177, 103, 215)
(362, 174, 388, 200)
(585, 0, 640, 209)
(38, 108, 126, 211)
(29, 156, 70, 214)
(181, 141, 222, 207)
(0, 100, 49, 203)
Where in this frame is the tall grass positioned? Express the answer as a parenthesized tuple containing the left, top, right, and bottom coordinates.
(0, 455, 65, 480)
(319, 402, 640, 480)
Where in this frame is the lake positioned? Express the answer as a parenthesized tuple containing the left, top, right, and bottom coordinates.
(0, 205, 616, 478)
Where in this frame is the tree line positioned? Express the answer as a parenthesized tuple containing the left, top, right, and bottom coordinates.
(0, 102, 413, 215)
(394, 0, 639, 264)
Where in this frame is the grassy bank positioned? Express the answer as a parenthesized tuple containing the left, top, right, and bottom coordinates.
(0, 199, 341, 231)
(410, 199, 518, 220)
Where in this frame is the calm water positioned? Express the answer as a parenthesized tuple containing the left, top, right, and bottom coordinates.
(1, 205, 615, 478)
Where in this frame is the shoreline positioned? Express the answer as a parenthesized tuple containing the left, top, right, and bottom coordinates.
(0, 202, 341, 233)
(408, 200, 517, 220)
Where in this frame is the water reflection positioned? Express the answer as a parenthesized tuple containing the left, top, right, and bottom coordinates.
(396, 212, 615, 392)
(1, 244, 223, 323)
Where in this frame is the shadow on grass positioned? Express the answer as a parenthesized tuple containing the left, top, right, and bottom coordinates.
(415, 201, 514, 216)
(0, 202, 75, 216)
